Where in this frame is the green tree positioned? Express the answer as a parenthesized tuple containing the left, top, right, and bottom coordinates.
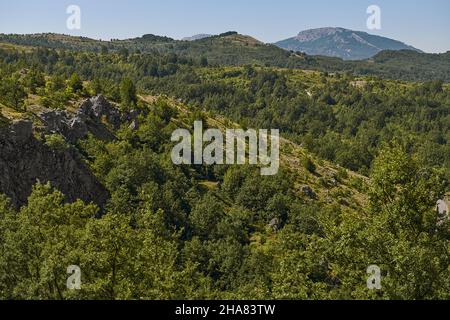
(24, 69, 45, 94)
(78, 212, 136, 299)
(67, 73, 83, 93)
(200, 56, 208, 67)
(0, 195, 18, 298)
(119, 77, 137, 109)
(303, 157, 316, 174)
(363, 144, 449, 299)
(189, 194, 224, 239)
(0, 76, 27, 110)
(342, 145, 447, 299)
(0, 183, 97, 300)
(271, 144, 449, 300)
(132, 209, 203, 299)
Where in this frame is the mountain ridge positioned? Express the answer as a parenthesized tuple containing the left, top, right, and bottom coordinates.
(275, 27, 422, 60)
(1, 31, 449, 82)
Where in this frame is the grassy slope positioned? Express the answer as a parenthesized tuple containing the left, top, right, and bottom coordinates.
(141, 94, 369, 214)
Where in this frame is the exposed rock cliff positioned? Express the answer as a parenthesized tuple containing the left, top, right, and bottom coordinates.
(38, 95, 139, 143)
(0, 95, 134, 209)
(0, 119, 108, 209)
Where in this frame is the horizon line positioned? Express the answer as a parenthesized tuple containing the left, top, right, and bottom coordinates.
(2, 28, 450, 54)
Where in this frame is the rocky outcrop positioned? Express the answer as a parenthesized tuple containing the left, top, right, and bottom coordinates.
(0, 96, 145, 209)
(38, 95, 139, 143)
(10, 120, 33, 143)
(0, 119, 109, 209)
(301, 185, 317, 199)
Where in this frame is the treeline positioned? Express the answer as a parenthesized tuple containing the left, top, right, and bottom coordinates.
(1, 33, 450, 81)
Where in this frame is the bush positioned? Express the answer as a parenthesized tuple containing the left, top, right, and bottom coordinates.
(303, 157, 316, 173)
(45, 134, 69, 151)
(336, 167, 349, 182)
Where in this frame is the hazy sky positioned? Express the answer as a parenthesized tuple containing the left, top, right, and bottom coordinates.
(0, 0, 449, 53)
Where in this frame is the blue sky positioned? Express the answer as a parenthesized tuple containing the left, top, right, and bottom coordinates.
(0, 0, 449, 53)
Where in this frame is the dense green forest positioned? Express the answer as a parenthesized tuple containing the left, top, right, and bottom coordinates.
(1, 46, 448, 177)
(0, 39, 449, 300)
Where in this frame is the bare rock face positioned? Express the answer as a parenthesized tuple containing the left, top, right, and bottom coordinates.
(10, 120, 33, 143)
(0, 96, 146, 209)
(78, 95, 122, 128)
(275, 27, 421, 60)
(268, 218, 281, 232)
(38, 95, 140, 143)
(0, 119, 109, 209)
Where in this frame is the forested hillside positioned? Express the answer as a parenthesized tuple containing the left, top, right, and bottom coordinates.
(0, 40, 449, 300)
(1, 33, 450, 81)
(1, 46, 447, 177)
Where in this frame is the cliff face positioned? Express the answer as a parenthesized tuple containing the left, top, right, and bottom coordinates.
(275, 27, 421, 60)
(0, 95, 132, 209)
(0, 119, 109, 209)
(38, 95, 139, 143)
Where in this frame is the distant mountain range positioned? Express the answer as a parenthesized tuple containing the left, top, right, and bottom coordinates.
(275, 27, 422, 60)
(1, 31, 449, 82)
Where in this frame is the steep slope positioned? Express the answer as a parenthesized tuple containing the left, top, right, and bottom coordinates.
(0, 119, 109, 209)
(275, 27, 421, 60)
(0, 95, 141, 209)
(0, 89, 368, 214)
(141, 95, 369, 213)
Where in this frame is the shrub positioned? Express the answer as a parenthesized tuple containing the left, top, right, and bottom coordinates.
(303, 157, 316, 173)
(45, 134, 69, 151)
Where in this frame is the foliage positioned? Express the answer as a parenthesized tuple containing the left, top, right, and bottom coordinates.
(120, 77, 137, 109)
(0, 74, 27, 110)
(45, 134, 70, 151)
(0, 37, 448, 301)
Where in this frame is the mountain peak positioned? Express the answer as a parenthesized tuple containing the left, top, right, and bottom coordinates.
(276, 27, 422, 60)
(295, 27, 347, 42)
